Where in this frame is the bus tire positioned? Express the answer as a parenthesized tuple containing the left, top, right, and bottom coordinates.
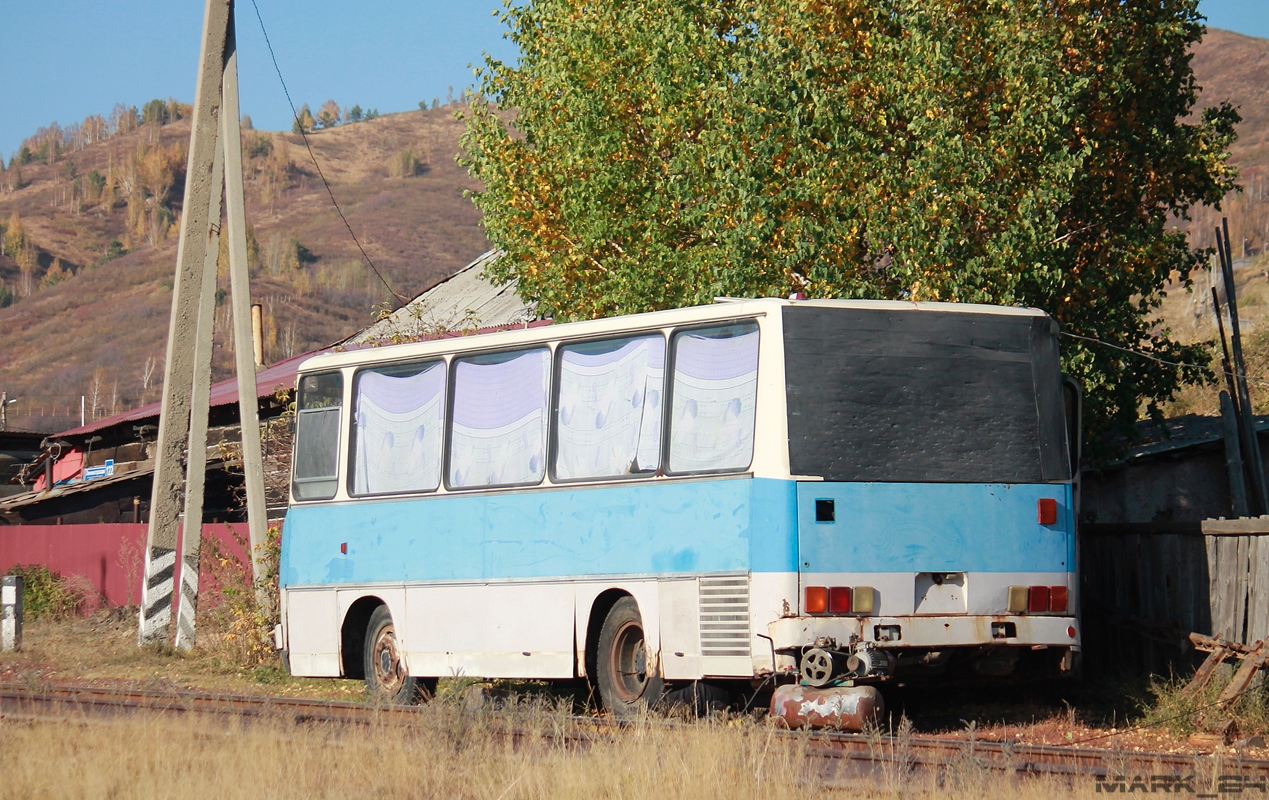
(596, 596, 663, 718)
(364, 605, 433, 704)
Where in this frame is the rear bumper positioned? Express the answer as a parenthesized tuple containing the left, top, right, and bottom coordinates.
(768, 613, 1080, 650)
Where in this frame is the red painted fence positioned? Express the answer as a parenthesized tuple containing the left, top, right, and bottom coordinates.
(0, 523, 251, 609)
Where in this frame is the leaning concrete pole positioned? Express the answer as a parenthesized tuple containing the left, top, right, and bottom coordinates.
(173, 140, 224, 650)
(221, 24, 271, 611)
(139, 0, 230, 646)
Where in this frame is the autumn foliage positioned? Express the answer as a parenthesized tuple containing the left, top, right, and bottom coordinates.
(462, 0, 1240, 454)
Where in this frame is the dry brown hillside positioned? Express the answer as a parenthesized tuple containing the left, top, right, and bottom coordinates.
(0, 106, 487, 432)
(1185, 27, 1269, 253)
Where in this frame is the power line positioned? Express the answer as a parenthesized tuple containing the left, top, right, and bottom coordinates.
(1061, 330, 1269, 392)
(245, 0, 408, 309)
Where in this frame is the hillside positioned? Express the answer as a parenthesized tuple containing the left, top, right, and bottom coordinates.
(0, 107, 488, 432)
(1154, 28, 1269, 418)
(1182, 27, 1269, 254)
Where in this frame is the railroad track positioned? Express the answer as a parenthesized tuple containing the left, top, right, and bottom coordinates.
(809, 729, 1269, 781)
(3, 682, 1266, 785)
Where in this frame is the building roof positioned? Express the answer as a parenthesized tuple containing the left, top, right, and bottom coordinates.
(345, 250, 536, 345)
(52, 349, 317, 439)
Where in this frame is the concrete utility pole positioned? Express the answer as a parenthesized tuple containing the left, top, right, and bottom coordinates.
(140, 0, 268, 649)
(0, 392, 15, 431)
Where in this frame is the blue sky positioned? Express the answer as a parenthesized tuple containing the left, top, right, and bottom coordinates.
(0, 0, 1264, 162)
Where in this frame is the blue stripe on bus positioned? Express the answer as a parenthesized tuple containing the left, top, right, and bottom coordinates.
(280, 478, 1073, 588)
(796, 482, 1074, 574)
(281, 477, 799, 587)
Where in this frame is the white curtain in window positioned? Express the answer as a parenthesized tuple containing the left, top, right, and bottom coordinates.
(353, 363, 446, 494)
(449, 349, 549, 487)
(556, 336, 665, 479)
(669, 326, 760, 472)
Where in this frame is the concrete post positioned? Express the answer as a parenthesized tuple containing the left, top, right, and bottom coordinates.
(2, 575, 22, 652)
(140, 0, 230, 646)
(222, 30, 272, 614)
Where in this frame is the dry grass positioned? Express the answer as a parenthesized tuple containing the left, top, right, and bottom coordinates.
(0, 611, 361, 701)
(0, 703, 1116, 799)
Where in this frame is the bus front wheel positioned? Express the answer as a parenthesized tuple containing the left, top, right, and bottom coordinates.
(596, 597, 663, 718)
(364, 605, 433, 704)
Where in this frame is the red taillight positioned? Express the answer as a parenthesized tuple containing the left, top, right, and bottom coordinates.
(805, 586, 828, 614)
(1028, 585, 1050, 613)
(1049, 586, 1069, 613)
(1037, 498, 1058, 525)
(829, 586, 852, 614)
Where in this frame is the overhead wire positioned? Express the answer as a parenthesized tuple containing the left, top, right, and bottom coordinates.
(245, 0, 408, 309)
(1060, 330, 1269, 392)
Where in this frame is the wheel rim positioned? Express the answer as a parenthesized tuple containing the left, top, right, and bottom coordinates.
(608, 619, 649, 703)
(371, 622, 405, 695)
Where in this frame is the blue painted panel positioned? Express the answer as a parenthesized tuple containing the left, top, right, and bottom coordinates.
(796, 482, 1074, 574)
(281, 477, 799, 587)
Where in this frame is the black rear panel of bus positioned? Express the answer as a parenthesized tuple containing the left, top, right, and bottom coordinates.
(782, 305, 1069, 484)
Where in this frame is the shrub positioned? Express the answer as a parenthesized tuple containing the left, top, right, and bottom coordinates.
(3, 564, 82, 619)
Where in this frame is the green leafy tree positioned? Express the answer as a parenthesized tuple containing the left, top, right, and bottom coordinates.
(349, 104, 364, 123)
(141, 98, 170, 126)
(462, 0, 1239, 456)
(292, 104, 315, 134)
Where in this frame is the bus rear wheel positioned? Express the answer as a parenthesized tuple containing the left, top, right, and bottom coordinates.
(364, 605, 433, 704)
(596, 597, 663, 718)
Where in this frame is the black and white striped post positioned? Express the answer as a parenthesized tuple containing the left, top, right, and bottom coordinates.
(1, 575, 22, 652)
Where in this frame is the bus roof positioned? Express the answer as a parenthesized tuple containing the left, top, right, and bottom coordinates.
(297, 297, 1050, 374)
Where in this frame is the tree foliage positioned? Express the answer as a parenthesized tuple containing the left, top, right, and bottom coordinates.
(292, 104, 315, 134)
(462, 0, 1240, 455)
(317, 100, 342, 129)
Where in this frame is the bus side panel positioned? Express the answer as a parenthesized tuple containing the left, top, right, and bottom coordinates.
(281, 478, 792, 586)
(658, 578, 701, 680)
(402, 581, 577, 679)
(280, 477, 802, 681)
(286, 587, 340, 676)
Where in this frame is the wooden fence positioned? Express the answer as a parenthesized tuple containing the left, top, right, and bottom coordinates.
(1083, 520, 1269, 676)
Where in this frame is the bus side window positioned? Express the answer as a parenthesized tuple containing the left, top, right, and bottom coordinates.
(448, 348, 550, 489)
(555, 335, 665, 480)
(293, 372, 344, 501)
(350, 361, 446, 495)
(667, 322, 760, 473)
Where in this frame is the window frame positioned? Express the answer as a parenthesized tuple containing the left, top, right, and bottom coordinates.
(548, 331, 669, 484)
(443, 345, 553, 492)
(291, 370, 345, 502)
(346, 357, 449, 498)
(662, 320, 761, 477)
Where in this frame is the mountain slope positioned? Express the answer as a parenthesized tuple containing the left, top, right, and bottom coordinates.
(0, 107, 488, 432)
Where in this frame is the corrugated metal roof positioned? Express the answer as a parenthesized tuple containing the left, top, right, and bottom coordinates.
(0, 462, 159, 512)
(54, 349, 318, 439)
(345, 250, 537, 345)
(1112, 413, 1269, 463)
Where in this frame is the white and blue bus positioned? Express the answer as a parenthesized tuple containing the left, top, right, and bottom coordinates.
(278, 297, 1080, 712)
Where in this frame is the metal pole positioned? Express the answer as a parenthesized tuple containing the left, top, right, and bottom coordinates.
(1, 392, 7, 431)
(140, 0, 230, 646)
(221, 20, 271, 611)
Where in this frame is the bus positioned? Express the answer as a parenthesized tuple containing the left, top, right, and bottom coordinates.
(278, 297, 1080, 714)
